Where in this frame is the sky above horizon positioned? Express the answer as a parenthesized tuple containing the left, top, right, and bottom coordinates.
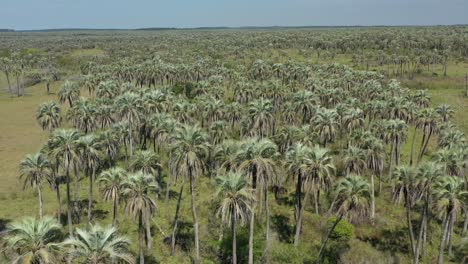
(1, 0, 467, 30)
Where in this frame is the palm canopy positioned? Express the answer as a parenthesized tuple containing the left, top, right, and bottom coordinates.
(433, 176, 467, 219)
(4, 216, 62, 264)
(333, 175, 371, 222)
(120, 171, 159, 222)
(19, 152, 51, 190)
(36, 101, 61, 131)
(62, 224, 134, 264)
(58, 80, 80, 107)
(215, 172, 254, 227)
(131, 150, 161, 175)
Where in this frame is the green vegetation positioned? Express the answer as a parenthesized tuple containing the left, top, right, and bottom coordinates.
(0, 27, 467, 263)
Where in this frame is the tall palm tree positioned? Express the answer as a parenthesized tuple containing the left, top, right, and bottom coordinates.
(116, 92, 141, 158)
(312, 108, 339, 147)
(36, 101, 61, 132)
(97, 167, 127, 226)
(416, 108, 438, 163)
(58, 80, 80, 107)
(306, 146, 335, 215)
(4, 216, 62, 264)
(77, 134, 102, 224)
(121, 172, 159, 264)
(343, 146, 367, 176)
(236, 138, 279, 259)
(19, 152, 51, 220)
(62, 224, 134, 264)
(48, 129, 81, 236)
(318, 175, 370, 263)
(392, 166, 419, 260)
(434, 176, 467, 263)
(98, 129, 119, 167)
(215, 172, 254, 264)
(169, 125, 209, 263)
(384, 119, 408, 179)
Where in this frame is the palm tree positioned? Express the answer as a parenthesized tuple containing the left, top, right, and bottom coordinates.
(236, 138, 279, 259)
(416, 108, 438, 163)
(434, 176, 467, 263)
(62, 224, 134, 264)
(306, 146, 335, 215)
(248, 98, 275, 137)
(392, 166, 419, 260)
(215, 172, 254, 264)
(97, 167, 127, 226)
(169, 125, 209, 263)
(116, 92, 141, 158)
(384, 119, 408, 179)
(312, 108, 339, 147)
(58, 80, 80, 107)
(131, 150, 162, 185)
(19, 152, 51, 220)
(435, 104, 454, 123)
(77, 134, 101, 224)
(4, 216, 62, 264)
(318, 175, 370, 263)
(343, 146, 367, 176)
(362, 136, 385, 220)
(36, 101, 61, 132)
(121, 171, 159, 264)
(48, 129, 81, 236)
(98, 129, 119, 167)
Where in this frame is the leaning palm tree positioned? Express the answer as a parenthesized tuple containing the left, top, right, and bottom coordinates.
(48, 129, 81, 236)
(168, 125, 209, 263)
(62, 224, 134, 264)
(215, 172, 254, 264)
(318, 175, 370, 263)
(121, 171, 158, 264)
(19, 152, 51, 220)
(36, 101, 61, 132)
(58, 80, 80, 107)
(433, 176, 468, 263)
(97, 167, 127, 226)
(4, 216, 62, 264)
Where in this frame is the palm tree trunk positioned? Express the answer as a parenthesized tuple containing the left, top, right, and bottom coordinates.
(65, 159, 73, 237)
(55, 179, 62, 224)
(388, 142, 395, 180)
(405, 188, 416, 257)
(38, 184, 43, 220)
(112, 197, 118, 226)
(370, 173, 375, 224)
(5, 72, 12, 94)
(232, 214, 237, 264)
(139, 211, 145, 264)
(248, 200, 255, 264)
(294, 172, 302, 229)
(146, 215, 152, 251)
(314, 188, 319, 214)
(73, 164, 80, 223)
(258, 185, 263, 224)
(265, 184, 270, 244)
(170, 182, 184, 255)
(462, 211, 468, 237)
(87, 167, 95, 224)
(129, 120, 134, 158)
(294, 190, 309, 246)
(417, 131, 426, 163)
(409, 126, 417, 166)
(189, 167, 200, 264)
(414, 203, 426, 264)
(447, 210, 455, 256)
(437, 212, 450, 264)
(317, 213, 344, 263)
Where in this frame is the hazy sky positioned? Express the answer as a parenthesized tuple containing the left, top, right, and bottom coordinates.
(1, 0, 467, 30)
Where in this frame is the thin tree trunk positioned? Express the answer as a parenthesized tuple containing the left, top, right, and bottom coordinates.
(146, 215, 152, 251)
(370, 173, 375, 224)
(129, 121, 134, 158)
(462, 211, 468, 237)
(87, 167, 95, 224)
(248, 193, 256, 264)
(409, 127, 417, 166)
(414, 203, 426, 264)
(189, 168, 200, 264)
(55, 179, 62, 224)
(294, 190, 309, 246)
(232, 214, 237, 264)
(405, 188, 416, 257)
(265, 184, 270, 244)
(38, 185, 43, 220)
(170, 182, 184, 255)
(447, 210, 455, 256)
(139, 211, 145, 264)
(73, 164, 80, 223)
(65, 159, 73, 237)
(437, 213, 450, 264)
(317, 213, 344, 263)
(388, 142, 395, 180)
(112, 196, 118, 226)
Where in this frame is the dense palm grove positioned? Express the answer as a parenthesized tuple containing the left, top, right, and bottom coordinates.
(1, 27, 468, 263)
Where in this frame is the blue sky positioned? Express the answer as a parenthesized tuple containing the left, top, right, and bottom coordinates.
(1, 0, 467, 30)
